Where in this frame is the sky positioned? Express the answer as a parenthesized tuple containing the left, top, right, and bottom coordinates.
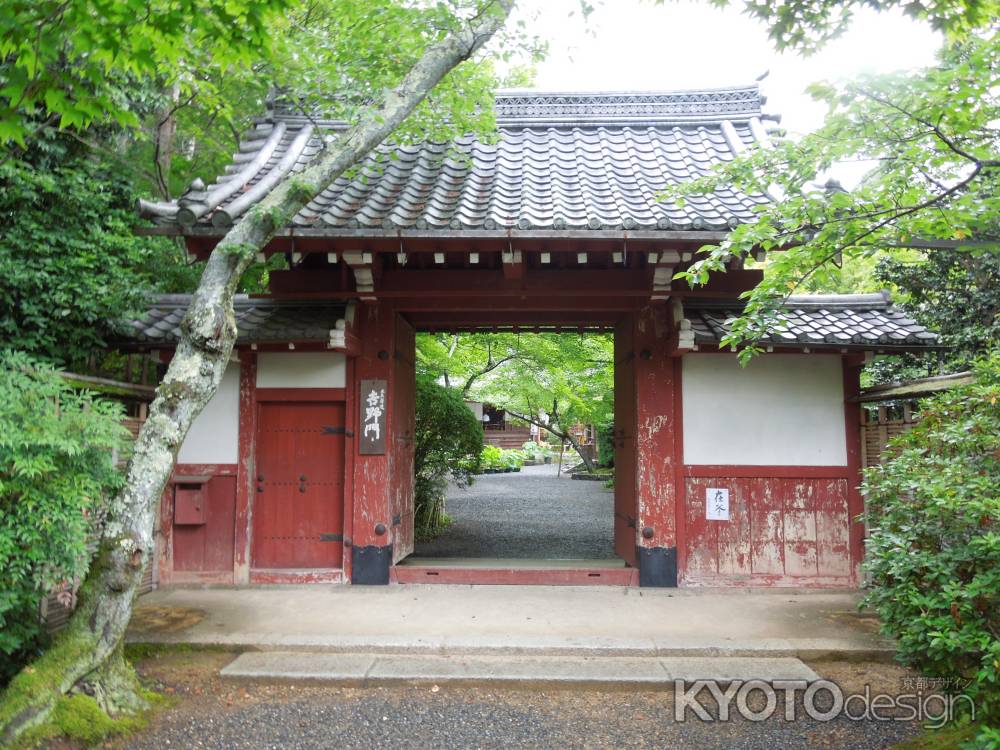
(508, 0, 942, 138)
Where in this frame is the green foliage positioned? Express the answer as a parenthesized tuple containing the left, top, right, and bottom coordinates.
(861, 353, 1000, 738)
(520, 440, 552, 462)
(668, 33, 1000, 363)
(684, 0, 996, 54)
(416, 332, 614, 442)
(478, 445, 525, 471)
(0, 352, 128, 682)
(866, 248, 1000, 383)
(596, 420, 615, 469)
(414, 377, 483, 534)
(0, 132, 198, 366)
(0, 0, 293, 146)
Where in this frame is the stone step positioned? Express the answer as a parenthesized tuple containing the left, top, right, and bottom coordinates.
(220, 652, 820, 687)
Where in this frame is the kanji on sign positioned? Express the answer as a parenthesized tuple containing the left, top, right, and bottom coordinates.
(359, 379, 388, 455)
(705, 487, 730, 521)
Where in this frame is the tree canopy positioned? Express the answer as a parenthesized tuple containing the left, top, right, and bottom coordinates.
(672, 30, 999, 362)
(417, 331, 614, 468)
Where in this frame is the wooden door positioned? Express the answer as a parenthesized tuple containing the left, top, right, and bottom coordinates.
(391, 318, 416, 562)
(613, 317, 639, 566)
(253, 401, 345, 568)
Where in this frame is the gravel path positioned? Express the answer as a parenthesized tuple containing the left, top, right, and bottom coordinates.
(118, 653, 924, 750)
(413, 463, 615, 559)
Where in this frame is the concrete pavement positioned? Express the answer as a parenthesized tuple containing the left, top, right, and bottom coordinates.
(128, 585, 892, 661)
(219, 652, 820, 687)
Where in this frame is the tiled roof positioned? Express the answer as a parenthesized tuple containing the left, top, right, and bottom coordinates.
(684, 292, 939, 350)
(122, 295, 349, 346)
(139, 87, 776, 233)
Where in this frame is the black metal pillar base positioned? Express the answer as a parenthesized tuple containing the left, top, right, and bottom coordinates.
(637, 546, 677, 587)
(351, 544, 393, 585)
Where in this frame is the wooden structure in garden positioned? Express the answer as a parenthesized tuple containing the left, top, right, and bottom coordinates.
(129, 87, 940, 587)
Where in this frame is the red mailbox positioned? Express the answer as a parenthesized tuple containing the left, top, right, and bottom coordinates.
(173, 476, 210, 525)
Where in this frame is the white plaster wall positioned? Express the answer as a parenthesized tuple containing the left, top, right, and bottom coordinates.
(465, 400, 484, 421)
(255, 352, 346, 388)
(177, 363, 240, 464)
(682, 354, 847, 466)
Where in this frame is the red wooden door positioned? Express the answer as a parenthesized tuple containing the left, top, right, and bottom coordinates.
(391, 319, 416, 563)
(613, 317, 639, 567)
(253, 402, 345, 568)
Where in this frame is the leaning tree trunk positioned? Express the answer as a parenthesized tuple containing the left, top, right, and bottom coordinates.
(0, 3, 515, 743)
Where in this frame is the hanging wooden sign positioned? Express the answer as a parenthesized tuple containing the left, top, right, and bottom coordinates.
(359, 379, 387, 455)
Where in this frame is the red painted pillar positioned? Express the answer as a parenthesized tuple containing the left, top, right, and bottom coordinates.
(351, 302, 396, 583)
(632, 305, 680, 586)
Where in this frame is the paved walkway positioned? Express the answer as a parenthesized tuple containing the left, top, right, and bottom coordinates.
(129, 586, 892, 660)
(414, 463, 615, 559)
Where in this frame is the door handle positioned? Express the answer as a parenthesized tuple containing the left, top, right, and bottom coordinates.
(299, 475, 307, 493)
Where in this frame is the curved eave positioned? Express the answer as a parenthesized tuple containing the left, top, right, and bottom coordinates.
(134, 225, 734, 242)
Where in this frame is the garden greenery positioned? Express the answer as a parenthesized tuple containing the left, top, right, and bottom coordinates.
(0, 352, 128, 684)
(861, 353, 1000, 743)
(413, 377, 483, 535)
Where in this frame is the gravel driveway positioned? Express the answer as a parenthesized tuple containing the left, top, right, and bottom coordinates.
(413, 463, 615, 559)
(118, 652, 924, 750)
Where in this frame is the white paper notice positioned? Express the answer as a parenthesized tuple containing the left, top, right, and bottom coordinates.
(706, 488, 730, 521)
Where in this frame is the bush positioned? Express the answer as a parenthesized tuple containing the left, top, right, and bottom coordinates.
(521, 440, 552, 462)
(477, 445, 525, 472)
(596, 420, 615, 468)
(0, 352, 128, 685)
(413, 377, 483, 535)
(861, 353, 1000, 738)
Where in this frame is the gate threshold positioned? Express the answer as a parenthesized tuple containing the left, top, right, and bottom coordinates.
(391, 558, 638, 586)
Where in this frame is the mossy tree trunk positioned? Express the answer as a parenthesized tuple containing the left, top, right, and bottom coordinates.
(0, 3, 514, 743)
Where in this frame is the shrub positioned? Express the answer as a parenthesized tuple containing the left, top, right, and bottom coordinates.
(521, 441, 552, 462)
(479, 444, 504, 471)
(596, 420, 615, 468)
(413, 377, 483, 535)
(478, 445, 525, 472)
(861, 353, 1000, 738)
(0, 351, 128, 685)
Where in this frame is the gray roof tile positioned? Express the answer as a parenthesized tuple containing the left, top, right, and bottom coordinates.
(122, 296, 348, 345)
(684, 292, 939, 350)
(142, 87, 775, 232)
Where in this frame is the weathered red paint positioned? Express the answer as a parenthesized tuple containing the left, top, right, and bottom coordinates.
(352, 302, 395, 551)
(172, 475, 237, 574)
(391, 566, 639, 586)
(159, 464, 239, 585)
(249, 569, 345, 584)
(234, 350, 257, 584)
(390, 318, 416, 563)
(681, 474, 853, 587)
(672, 356, 688, 580)
(343, 355, 356, 580)
(252, 401, 346, 568)
(254, 387, 346, 401)
(632, 306, 677, 550)
(683, 465, 851, 479)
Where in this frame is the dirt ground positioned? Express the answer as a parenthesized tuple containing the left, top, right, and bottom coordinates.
(32, 649, 940, 750)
